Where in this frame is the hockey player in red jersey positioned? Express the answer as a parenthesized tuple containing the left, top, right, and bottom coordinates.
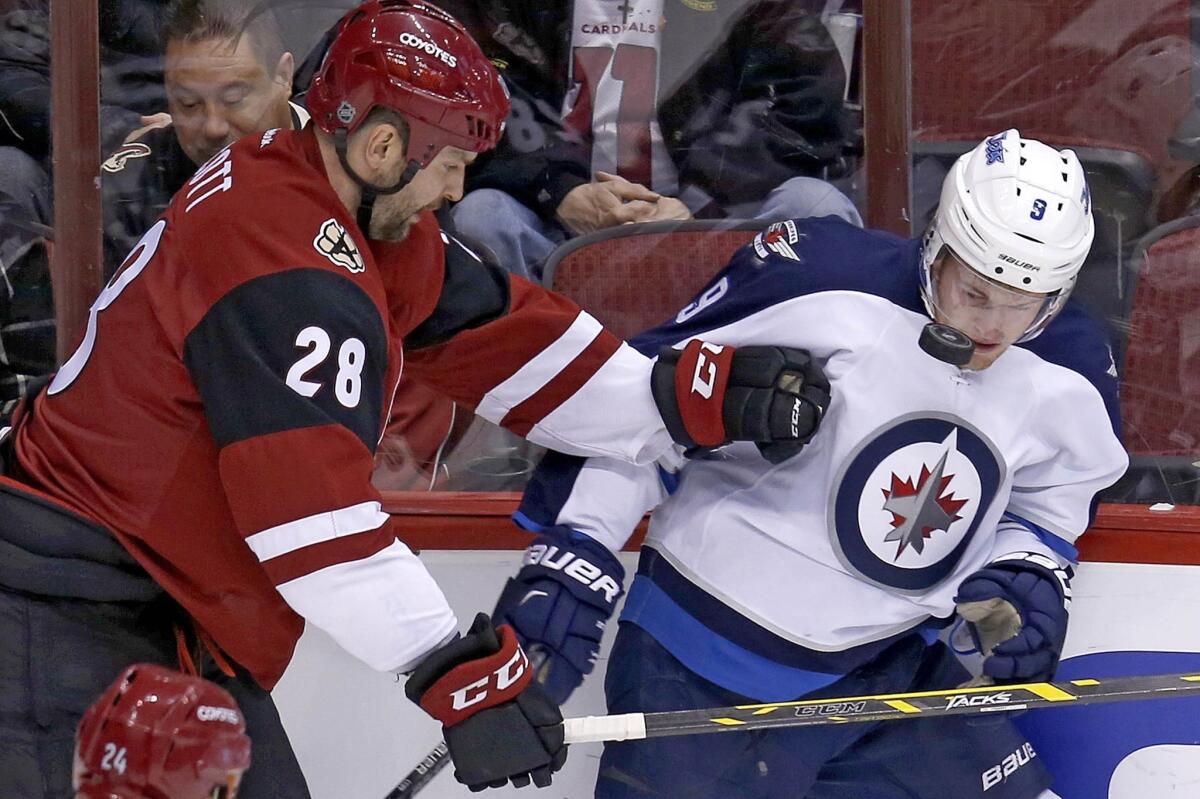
(74, 664, 252, 799)
(0, 2, 827, 796)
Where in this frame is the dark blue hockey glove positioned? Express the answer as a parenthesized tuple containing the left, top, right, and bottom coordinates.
(493, 528, 625, 704)
(954, 552, 1072, 684)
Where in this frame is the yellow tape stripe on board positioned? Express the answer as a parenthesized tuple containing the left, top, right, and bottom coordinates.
(1024, 683, 1077, 701)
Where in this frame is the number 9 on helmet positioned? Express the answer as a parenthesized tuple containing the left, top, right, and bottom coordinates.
(920, 128, 1095, 343)
(73, 664, 252, 799)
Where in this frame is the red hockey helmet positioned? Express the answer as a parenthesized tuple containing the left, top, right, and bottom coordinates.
(306, 0, 510, 168)
(73, 664, 252, 799)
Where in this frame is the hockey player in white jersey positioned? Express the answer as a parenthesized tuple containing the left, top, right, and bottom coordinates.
(491, 129, 1127, 798)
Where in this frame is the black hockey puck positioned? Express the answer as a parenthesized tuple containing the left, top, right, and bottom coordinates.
(919, 323, 975, 367)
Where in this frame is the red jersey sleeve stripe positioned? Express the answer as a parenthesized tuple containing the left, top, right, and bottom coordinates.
(261, 524, 395, 587)
(474, 311, 603, 423)
(500, 330, 623, 437)
(244, 500, 389, 562)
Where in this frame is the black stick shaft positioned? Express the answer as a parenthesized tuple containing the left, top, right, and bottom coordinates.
(562, 670, 1200, 743)
(383, 740, 450, 799)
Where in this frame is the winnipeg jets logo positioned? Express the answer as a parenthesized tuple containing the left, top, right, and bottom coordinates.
(830, 417, 1003, 592)
(101, 143, 152, 173)
(881, 446, 969, 560)
(752, 220, 802, 261)
(314, 219, 364, 273)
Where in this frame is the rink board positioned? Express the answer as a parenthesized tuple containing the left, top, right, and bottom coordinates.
(272, 529, 1200, 799)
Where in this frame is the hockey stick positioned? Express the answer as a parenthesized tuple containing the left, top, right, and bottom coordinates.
(562, 670, 1200, 743)
(384, 740, 449, 799)
(387, 670, 1200, 797)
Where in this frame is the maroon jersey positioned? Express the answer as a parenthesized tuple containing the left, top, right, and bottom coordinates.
(11, 128, 670, 687)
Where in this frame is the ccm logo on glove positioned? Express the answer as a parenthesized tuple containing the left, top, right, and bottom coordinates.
(651, 340, 830, 463)
(525, 543, 622, 603)
(689, 342, 726, 400)
(450, 646, 530, 711)
(411, 620, 534, 727)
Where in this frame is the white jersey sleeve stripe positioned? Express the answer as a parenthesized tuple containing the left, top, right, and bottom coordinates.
(525, 342, 676, 465)
(276, 539, 458, 673)
(244, 500, 389, 562)
(475, 311, 604, 423)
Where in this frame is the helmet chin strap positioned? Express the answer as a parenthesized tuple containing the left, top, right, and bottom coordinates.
(333, 129, 421, 234)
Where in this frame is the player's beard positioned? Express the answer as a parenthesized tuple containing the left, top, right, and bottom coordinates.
(367, 189, 421, 242)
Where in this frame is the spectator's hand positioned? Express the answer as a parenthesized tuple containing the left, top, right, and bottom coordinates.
(596, 173, 691, 225)
(642, 196, 693, 223)
(556, 177, 660, 235)
(123, 113, 173, 145)
(619, 199, 660, 223)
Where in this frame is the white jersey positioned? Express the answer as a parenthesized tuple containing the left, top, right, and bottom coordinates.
(518, 216, 1127, 701)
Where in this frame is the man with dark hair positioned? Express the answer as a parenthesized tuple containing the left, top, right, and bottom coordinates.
(103, 0, 303, 269)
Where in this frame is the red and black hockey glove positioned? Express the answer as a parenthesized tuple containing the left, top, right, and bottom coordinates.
(651, 341, 830, 463)
(405, 613, 567, 791)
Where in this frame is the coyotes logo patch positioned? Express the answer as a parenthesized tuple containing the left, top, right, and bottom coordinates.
(101, 143, 152, 173)
(314, 219, 364, 273)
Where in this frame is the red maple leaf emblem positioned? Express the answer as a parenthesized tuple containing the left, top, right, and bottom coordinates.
(763, 226, 786, 245)
(881, 465, 969, 556)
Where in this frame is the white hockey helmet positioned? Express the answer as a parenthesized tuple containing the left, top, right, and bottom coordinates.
(920, 129, 1095, 342)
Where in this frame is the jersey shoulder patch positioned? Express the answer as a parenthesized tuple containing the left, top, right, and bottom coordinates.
(629, 218, 923, 353)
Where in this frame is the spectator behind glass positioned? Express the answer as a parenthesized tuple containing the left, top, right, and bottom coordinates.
(102, 0, 301, 272)
(0, 189, 53, 413)
(0, 0, 169, 269)
(0, 0, 168, 164)
(0, 0, 303, 412)
(430, 0, 862, 280)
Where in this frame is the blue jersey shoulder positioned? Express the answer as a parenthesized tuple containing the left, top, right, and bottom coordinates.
(630, 217, 924, 355)
(1018, 298, 1122, 436)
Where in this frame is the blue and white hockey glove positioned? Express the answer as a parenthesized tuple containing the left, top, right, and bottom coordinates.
(954, 552, 1072, 684)
(493, 528, 625, 704)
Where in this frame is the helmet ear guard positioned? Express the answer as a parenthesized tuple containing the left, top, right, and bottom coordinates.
(920, 129, 1095, 343)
